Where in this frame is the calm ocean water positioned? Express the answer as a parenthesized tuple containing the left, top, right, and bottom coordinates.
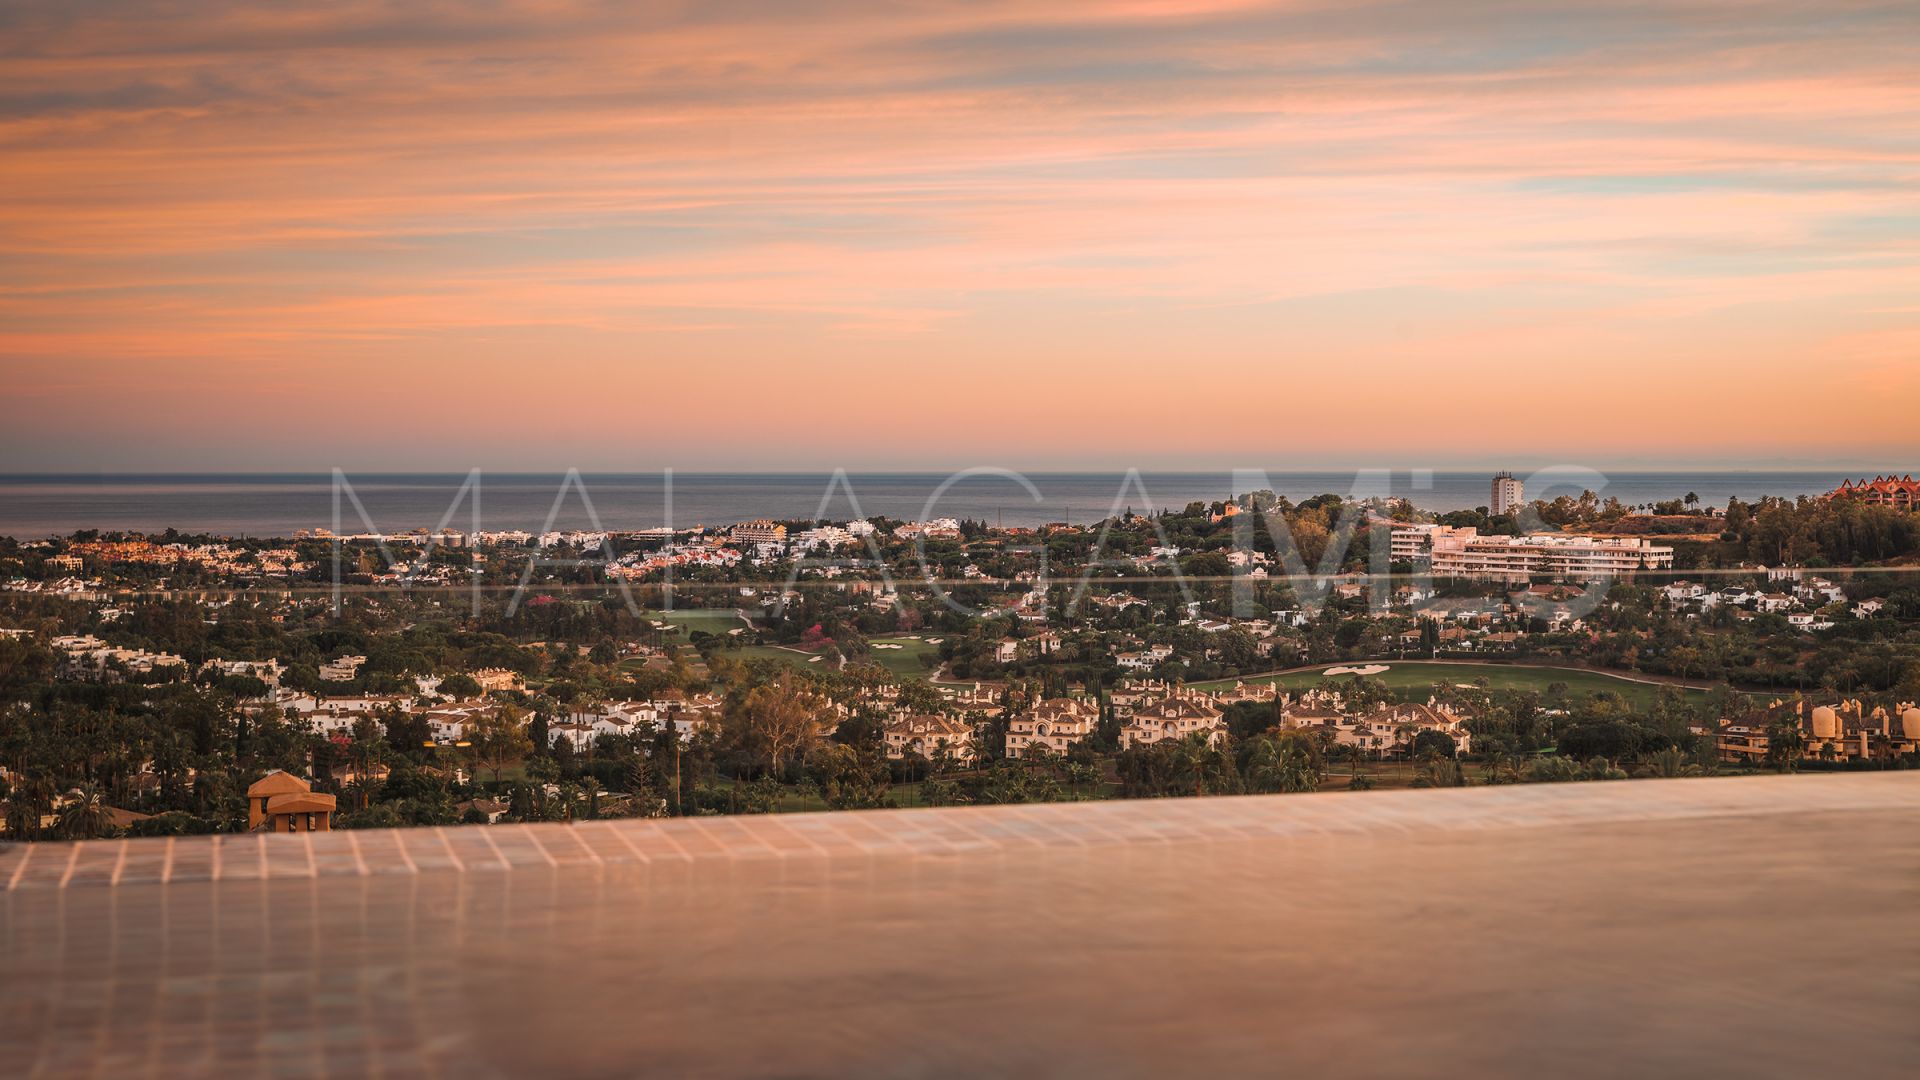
(0, 470, 1861, 538)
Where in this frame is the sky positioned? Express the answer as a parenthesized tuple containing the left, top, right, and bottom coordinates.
(1, 0, 1917, 472)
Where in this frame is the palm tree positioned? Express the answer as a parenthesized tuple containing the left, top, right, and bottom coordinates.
(1275, 742, 1318, 793)
(1867, 731, 1892, 769)
(1483, 751, 1524, 785)
(1647, 746, 1700, 779)
(1170, 733, 1225, 797)
(1413, 753, 1465, 788)
(3, 774, 54, 840)
(1245, 735, 1320, 794)
(57, 783, 115, 841)
(1243, 735, 1284, 793)
(341, 777, 377, 813)
(1244, 730, 1320, 791)
(348, 716, 385, 793)
(1393, 721, 1418, 780)
(1064, 760, 1101, 800)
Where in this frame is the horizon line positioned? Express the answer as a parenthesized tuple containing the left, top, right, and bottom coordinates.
(0, 464, 1906, 478)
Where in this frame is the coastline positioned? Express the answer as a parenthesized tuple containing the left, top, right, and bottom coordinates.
(0, 468, 1860, 539)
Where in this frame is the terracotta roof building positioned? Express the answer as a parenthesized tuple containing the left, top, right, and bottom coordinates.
(1828, 475, 1920, 509)
(246, 770, 336, 833)
(1007, 698, 1099, 758)
(1119, 697, 1226, 750)
(883, 714, 977, 763)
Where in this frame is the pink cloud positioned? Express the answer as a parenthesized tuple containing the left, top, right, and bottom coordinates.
(0, 1, 1916, 468)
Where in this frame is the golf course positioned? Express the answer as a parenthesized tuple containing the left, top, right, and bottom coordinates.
(1193, 661, 1704, 708)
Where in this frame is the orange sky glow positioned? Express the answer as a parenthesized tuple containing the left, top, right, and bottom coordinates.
(1, 1, 1917, 471)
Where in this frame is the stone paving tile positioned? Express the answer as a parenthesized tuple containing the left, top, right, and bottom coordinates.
(886, 809, 989, 854)
(3, 773, 1917, 893)
(263, 834, 316, 879)
(619, 821, 695, 861)
(13, 844, 77, 890)
(0, 838, 32, 885)
(536, 824, 607, 867)
(63, 841, 123, 888)
(726, 815, 813, 857)
(945, 810, 1050, 850)
(2, 780, 1910, 1078)
(832, 811, 929, 855)
(697, 815, 788, 859)
(213, 834, 269, 881)
(395, 828, 462, 873)
(771, 813, 868, 856)
(569, 821, 641, 863)
(439, 826, 509, 871)
(116, 839, 172, 885)
(343, 829, 414, 876)
(305, 831, 365, 877)
(672, 818, 749, 859)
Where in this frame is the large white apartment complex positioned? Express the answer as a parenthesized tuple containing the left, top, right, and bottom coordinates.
(1391, 524, 1672, 582)
(1390, 524, 1444, 563)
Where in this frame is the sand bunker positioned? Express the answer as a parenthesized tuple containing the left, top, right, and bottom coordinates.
(1323, 664, 1390, 677)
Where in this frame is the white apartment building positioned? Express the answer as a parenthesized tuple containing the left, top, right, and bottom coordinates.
(1491, 471, 1525, 516)
(319, 655, 367, 682)
(1390, 523, 1446, 562)
(792, 526, 852, 551)
(1392, 526, 1672, 582)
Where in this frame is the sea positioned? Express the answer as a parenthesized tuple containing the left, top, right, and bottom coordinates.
(0, 470, 1864, 539)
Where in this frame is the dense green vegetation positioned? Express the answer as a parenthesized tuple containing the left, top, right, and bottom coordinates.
(4, 486, 1919, 840)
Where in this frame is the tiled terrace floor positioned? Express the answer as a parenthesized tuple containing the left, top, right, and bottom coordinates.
(3, 773, 1916, 1077)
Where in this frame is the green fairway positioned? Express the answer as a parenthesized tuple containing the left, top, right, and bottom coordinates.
(653, 608, 750, 636)
(1193, 661, 1700, 708)
(729, 643, 835, 670)
(722, 636, 940, 679)
(862, 636, 941, 678)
